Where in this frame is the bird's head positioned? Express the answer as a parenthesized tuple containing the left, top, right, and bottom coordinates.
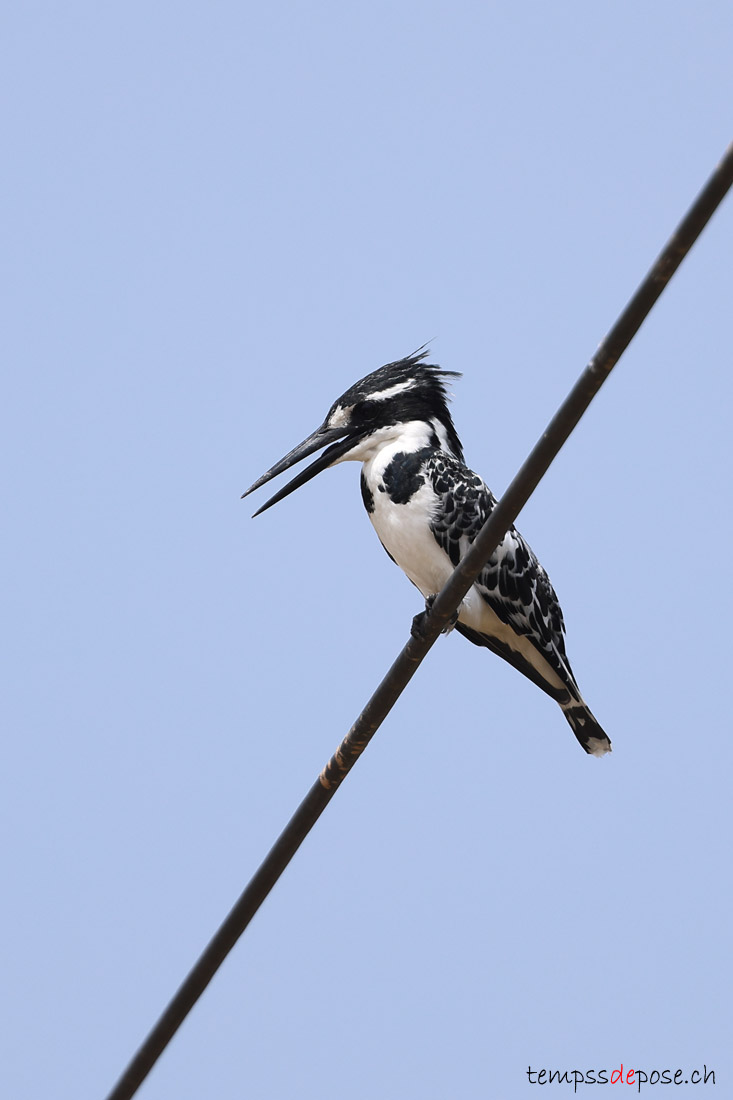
(242, 349, 463, 516)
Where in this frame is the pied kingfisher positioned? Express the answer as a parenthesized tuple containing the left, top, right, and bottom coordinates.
(243, 351, 611, 757)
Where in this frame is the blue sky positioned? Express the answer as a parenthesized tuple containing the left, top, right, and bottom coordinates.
(3, 3, 732, 1097)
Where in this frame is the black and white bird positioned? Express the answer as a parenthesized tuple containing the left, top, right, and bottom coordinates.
(243, 351, 611, 757)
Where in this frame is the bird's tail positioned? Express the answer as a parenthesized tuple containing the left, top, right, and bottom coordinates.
(561, 701, 612, 757)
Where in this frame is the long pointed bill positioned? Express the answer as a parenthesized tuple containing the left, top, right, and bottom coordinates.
(241, 424, 365, 517)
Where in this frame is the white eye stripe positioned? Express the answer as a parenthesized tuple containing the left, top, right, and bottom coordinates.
(327, 379, 415, 428)
(367, 380, 415, 402)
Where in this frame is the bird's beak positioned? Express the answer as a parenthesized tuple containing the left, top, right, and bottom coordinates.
(241, 424, 366, 517)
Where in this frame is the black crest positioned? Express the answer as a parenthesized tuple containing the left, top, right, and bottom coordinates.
(329, 349, 464, 461)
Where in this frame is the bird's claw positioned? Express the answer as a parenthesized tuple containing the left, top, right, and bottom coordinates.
(410, 595, 459, 639)
(410, 609, 429, 638)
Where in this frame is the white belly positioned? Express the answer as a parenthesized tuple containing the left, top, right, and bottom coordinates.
(366, 465, 567, 695)
(367, 475, 492, 629)
(369, 479, 455, 597)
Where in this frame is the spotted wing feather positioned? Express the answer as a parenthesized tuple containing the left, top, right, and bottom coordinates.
(426, 452, 580, 698)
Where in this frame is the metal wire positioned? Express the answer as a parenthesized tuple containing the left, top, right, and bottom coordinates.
(105, 142, 733, 1100)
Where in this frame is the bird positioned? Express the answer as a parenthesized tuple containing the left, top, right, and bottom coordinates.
(242, 350, 611, 757)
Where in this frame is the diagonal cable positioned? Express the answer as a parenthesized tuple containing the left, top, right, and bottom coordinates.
(105, 142, 733, 1100)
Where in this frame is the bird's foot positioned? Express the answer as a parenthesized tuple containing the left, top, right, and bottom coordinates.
(410, 594, 459, 639)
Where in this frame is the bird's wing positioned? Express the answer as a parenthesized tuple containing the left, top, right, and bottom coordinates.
(427, 453, 578, 691)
